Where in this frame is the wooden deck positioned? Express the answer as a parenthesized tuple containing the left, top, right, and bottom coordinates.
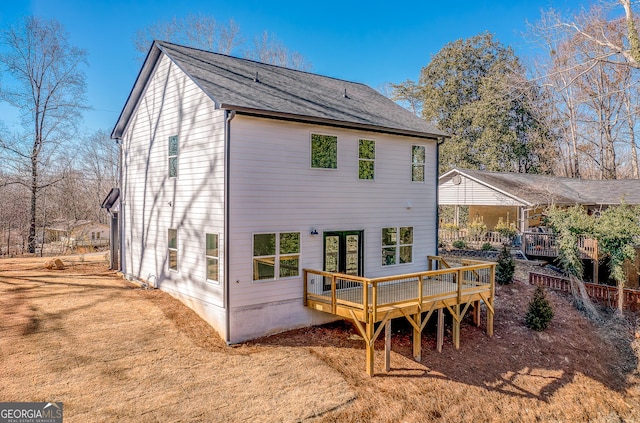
(304, 256, 496, 375)
(522, 232, 598, 260)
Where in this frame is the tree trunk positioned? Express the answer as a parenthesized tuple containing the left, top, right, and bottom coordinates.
(28, 156, 38, 254)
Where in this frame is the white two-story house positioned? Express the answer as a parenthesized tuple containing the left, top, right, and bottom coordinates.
(111, 41, 447, 343)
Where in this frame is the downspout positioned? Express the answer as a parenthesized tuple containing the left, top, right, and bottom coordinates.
(224, 109, 236, 344)
(116, 137, 124, 273)
(435, 137, 445, 259)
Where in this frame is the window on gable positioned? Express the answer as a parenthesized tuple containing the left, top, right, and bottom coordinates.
(381, 226, 413, 266)
(358, 139, 375, 180)
(168, 228, 178, 271)
(253, 232, 300, 281)
(311, 134, 337, 169)
(206, 233, 219, 283)
(412, 145, 425, 182)
(169, 135, 179, 178)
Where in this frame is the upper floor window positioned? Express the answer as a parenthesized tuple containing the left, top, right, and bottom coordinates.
(381, 226, 413, 266)
(253, 232, 300, 281)
(168, 228, 178, 271)
(358, 139, 375, 180)
(412, 145, 425, 182)
(206, 233, 219, 283)
(311, 134, 337, 169)
(169, 135, 179, 178)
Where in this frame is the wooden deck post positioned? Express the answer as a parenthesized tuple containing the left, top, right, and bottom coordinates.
(487, 264, 495, 337)
(413, 312, 422, 361)
(473, 300, 480, 327)
(365, 320, 374, 376)
(384, 319, 391, 372)
(437, 308, 444, 353)
(453, 304, 460, 349)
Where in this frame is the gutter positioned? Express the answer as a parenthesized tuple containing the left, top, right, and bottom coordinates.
(224, 109, 236, 344)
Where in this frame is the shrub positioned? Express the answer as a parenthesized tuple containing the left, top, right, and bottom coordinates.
(452, 240, 468, 249)
(494, 217, 517, 239)
(481, 242, 496, 251)
(495, 245, 515, 285)
(525, 286, 554, 331)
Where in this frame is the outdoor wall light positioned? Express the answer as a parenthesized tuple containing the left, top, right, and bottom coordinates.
(310, 228, 319, 235)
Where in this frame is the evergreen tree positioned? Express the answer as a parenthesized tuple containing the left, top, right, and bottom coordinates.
(525, 286, 554, 331)
(496, 245, 515, 285)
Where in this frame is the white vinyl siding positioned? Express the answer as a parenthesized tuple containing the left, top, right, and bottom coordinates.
(228, 115, 437, 308)
(439, 174, 525, 206)
(120, 54, 226, 310)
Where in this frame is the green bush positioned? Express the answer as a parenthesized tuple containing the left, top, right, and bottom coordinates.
(481, 242, 496, 251)
(495, 245, 515, 285)
(525, 286, 554, 331)
(452, 240, 468, 249)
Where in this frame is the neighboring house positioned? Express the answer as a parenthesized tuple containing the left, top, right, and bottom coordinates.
(46, 220, 110, 248)
(439, 168, 640, 233)
(112, 41, 447, 344)
(101, 188, 120, 270)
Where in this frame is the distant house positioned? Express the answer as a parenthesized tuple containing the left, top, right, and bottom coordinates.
(111, 41, 447, 343)
(439, 168, 640, 233)
(46, 220, 110, 249)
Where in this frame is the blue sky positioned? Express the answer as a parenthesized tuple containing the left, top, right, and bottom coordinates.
(0, 0, 591, 136)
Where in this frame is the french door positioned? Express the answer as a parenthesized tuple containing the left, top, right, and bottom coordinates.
(323, 231, 364, 278)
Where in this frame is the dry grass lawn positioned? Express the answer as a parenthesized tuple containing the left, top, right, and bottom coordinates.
(2, 254, 640, 422)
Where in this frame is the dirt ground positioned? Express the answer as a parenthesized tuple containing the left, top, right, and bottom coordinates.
(2, 254, 640, 422)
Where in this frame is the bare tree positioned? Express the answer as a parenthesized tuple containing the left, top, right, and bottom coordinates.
(134, 15, 311, 70)
(134, 13, 241, 59)
(0, 17, 88, 253)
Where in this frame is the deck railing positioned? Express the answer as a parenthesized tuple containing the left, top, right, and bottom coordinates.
(522, 232, 598, 259)
(304, 259, 495, 323)
(439, 229, 512, 247)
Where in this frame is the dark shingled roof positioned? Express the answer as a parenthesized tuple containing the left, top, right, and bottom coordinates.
(441, 168, 640, 206)
(112, 41, 447, 139)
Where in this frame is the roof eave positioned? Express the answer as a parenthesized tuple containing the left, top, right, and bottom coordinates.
(222, 104, 448, 140)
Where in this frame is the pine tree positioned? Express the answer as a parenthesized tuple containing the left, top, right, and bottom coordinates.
(495, 245, 515, 285)
(525, 286, 554, 331)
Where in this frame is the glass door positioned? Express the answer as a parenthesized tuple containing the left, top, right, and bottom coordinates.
(323, 231, 363, 290)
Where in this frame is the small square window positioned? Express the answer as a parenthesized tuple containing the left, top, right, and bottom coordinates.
(382, 226, 413, 266)
(311, 134, 337, 169)
(253, 232, 300, 281)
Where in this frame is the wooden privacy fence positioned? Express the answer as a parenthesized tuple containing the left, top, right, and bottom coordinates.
(529, 272, 640, 311)
(304, 257, 496, 375)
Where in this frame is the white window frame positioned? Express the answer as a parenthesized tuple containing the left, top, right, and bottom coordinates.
(252, 232, 301, 282)
(205, 233, 219, 283)
(169, 135, 179, 178)
(411, 145, 426, 182)
(168, 228, 178, 271)
(310, 133, 338, 170)
(358, 138, 375, 180)
(381, 226, 414, 266)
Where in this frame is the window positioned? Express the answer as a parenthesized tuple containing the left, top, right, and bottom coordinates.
(206, 233, 219, 282)
(169, 135, 179, 177)
(91, 232, 95, 240)
(96, 232, 101, 239)
(381, 227, 413, 266)
(412, 145, 425, 182)
(311, 134, 337, 169)
(168, 229, 178, 271)
(358, 139, 375, 180)
(253, 232, 300, 281)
